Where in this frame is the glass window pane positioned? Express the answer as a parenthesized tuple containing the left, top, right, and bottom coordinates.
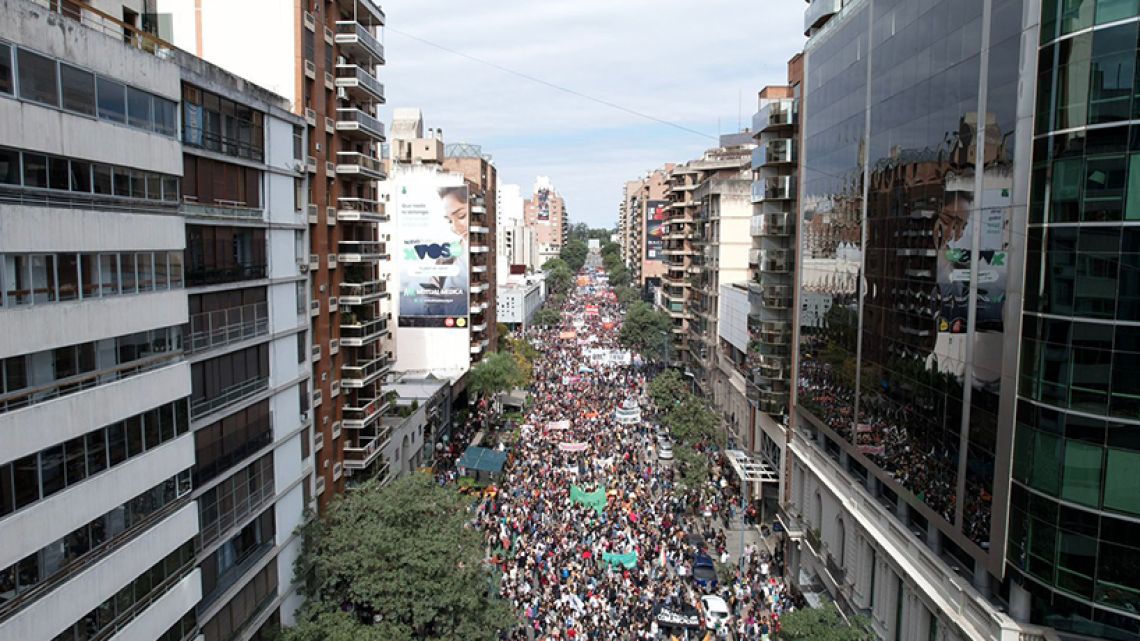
(40, 445, 65, 497)
(92, 164, 112, 195)
(1062, 440, 1103, 506)
(106, 423, 127, 466)
(59, 64, 95, 116)
(69, 160, 91, 193)
(120, 253, 137, 293)
(146, 173, 162, 201)
(48, 156, 69, 191)
(162, 175, 178, 202)
(169, 252, 183, 288)
(126, 87, 152, 130)
(1096, 0, 1139, 24)
(1033, 430, 1063, 495)
(1061, 0, 1095, 35)
(80, 254, 99, 299)
(58, 254, 78, 302)
(17, 48, 58, 106)
(153, 252, 169, 290)
(130, 170, 145, 199)
(0, 465, 13, 517)
(136, 253, 154, 292)
(96, 77, 126, 124)
(63, 437, 86, 487)
(1104, 449, 1140, 515)
(23, 153, 47, 188)
(0, 43, 12, 95)
(154, 98, 176, 137)
(12, 454, 38, 509)
(0, 148, 18, 185)
(3, 256, 29, 305)
(112, 168, 130, 197)
(86, 431, 107, 476)
(98, 254, 118, 296)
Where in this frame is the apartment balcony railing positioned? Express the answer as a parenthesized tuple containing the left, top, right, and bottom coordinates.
(753, 99, 797, 132)
(0, 354, 180, 415)
(36, 0, 176, 59)
(341, 353, 390, 388)
(338, 240, 387, 262)
(752, 213, 792, 237)
(186, 302, 269, 354)
(758, 249, 793, 273)
(185, 263, 267, 287)
(337, 197, 388, 223)
(760, 138, 797, 165)
(191, 376, 269, 418)
(335, 20, 385, 64)
(335, 108, 386, 142)
(752, 357, 788, 383)
(336, 0, 385, 27)
(343, 426, 393, 470)
(339, 316, 389, 346)
(335, 64, 385, 104)
(761, 285, 794, 309)
(339, 280, 389, 304)
(182, 198, 264, 221)
(751, 176, 796, 203)
(343, 394, 389, 429)
(335, 151, 386, 181)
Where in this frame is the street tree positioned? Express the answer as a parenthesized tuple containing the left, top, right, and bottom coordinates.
(648, 368, 688, 409)
(615, 285, 641, 306)
(778, 606, 874, 641)
(532, 307, 562, 327)
(469, 351, 529, 404)
(606, 263, 631, 288)
(560, 238, 589, 273)
(618, 301, 673, 363)
(674, 444, 710, 494)
(282, 475, 515, 641)
(664, 395, 719, 445)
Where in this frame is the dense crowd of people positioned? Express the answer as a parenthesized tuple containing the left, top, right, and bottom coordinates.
(469, 259, 796, 640)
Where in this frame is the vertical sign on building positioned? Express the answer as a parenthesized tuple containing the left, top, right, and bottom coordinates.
(645, 200, 668, 260)
(397, 175, 471, 328)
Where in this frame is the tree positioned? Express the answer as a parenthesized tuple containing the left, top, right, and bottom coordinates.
(546, 265, 573, 296)
(283, 475, 515, 641)
(532, 307, 562, 327)
(607, 263, 631, 288)
(469, 351, 528, 404)
(648, 369, 688, 409)
(560, 239, 589, 273)
(664, 395, 718, 445)
(569, 222, 590, 241)
(619, 301, 673, 363)
(778, 606, 874, 641)
(615, 286, 641, 306)
(674, 444, 709, 494)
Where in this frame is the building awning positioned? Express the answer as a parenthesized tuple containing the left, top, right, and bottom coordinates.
(725, 449, 779, 484)
(458, 446, 507, 474)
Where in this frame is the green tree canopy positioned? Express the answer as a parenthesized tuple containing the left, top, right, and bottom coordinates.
(648, 368, 688, 409)
(542, 257, 568, 272)
(778, 606, 874, 641)
(469, 351, 528, 400)
(283, 475, 515, 641)
(674, 443, 710, 494)
(615, 285, 641, 306)
(560, 239, 589, 273)
(664, 395, 719, 445)
(618, 301, 673, 363)
(532, 307, 562, 327)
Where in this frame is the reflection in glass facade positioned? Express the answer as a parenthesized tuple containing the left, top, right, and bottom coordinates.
(1006, 2, 1140, 639)
(797, 0, 1023, 565)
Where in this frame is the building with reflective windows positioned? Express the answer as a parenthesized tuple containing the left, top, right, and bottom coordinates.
(781, 1, 1074, 640)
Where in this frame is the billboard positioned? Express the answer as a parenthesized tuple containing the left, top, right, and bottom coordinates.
(397, 176, 470, 329)
(645, 200, 668, 260)
(536, 188, 551, 221)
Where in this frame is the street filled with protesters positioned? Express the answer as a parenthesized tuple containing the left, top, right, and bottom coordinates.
(443, 256, 802, 640)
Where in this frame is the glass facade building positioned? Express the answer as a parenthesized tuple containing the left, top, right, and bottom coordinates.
(796, 0, 1026, 593)
(1005, 1, 1140, 639)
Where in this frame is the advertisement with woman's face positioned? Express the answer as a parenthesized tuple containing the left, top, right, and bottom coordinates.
(396, 176, 470, 327)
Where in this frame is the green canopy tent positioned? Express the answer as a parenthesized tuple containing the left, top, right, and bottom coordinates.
(458, 446, 508, 482)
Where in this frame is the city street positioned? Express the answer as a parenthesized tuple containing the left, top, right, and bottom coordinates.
(474, 255, 796, 640)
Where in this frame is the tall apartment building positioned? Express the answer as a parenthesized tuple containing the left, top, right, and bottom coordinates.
(496, 183, 536, 285)
(443, 143, 499, 356)
(159, 0, 394, 504)
(779, 1, 1076, 641)
(0, 2, 310, 641)
(523, 176, 567, 263)
(619, 167, 670, 293)
(685, 135, 754, 398)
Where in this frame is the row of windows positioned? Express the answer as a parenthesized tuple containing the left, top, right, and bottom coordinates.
(0, 147, 180, 202)
(199, 561, 277, 641)
(1042, 0, 1140, 43)
(190, 344, 269, 417)
(0, 251, 184, 308)
(49, 542, 195, 641)
(198, 454, 275, 549)
(0, 43, 176, 137)
(201, 508, 275, 606)
(0, 398, 189, 518)
(182, 85, 265, 162)
(193, 400, 272, 487)
(0, 326, 182, 414)
(1037, 21, 1140, 133)
(185, 225, 268, 287)
(0, 471, 191, 617)
(1014, 423, 1140, 515)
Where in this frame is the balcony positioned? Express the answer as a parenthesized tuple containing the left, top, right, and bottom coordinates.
(340, 315, 389, 346)
(758, 249, 793, 273)
(336, 108, 386, 142)
(753, 99, 797, 132)
(760, 139, 796, 165)
(343, 426, 393, 471)
(335, 20, 385, 64)
(336, 0, 386, 27)
(747, 383, 787, 415)
(182, 199, 264, 221)
(343, 393, 389, 429)
(186, 263, 267, 287)
(752, 357, 787, 383)
(761, 285, 793, 309)
(340, 280, 388, 304)
(341, 353, 390, 388)
(805, 0, 843, 34)
(752, 213, 792, 237)
(337, 197, 388, 223)
(186, 302, 269, 354)
(338, 240, 387, 262)
(752, 176, 796, 202)
(335, 151, 386, 181)
(335, 64, 385, 104)
(191, 376, 269, 418)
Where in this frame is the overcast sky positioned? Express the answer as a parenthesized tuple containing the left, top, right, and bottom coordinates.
(376, 1, 805, 229)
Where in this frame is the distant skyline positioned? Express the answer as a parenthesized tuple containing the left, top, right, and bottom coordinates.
(377, 1, 805, 229)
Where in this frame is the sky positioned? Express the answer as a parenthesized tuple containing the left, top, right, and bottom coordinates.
(376, 1, 805, 229)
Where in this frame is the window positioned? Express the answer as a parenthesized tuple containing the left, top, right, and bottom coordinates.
(1061, 440, 1103, 507)
(93, 163, 112, 195)
(181, 84, 265, 160)
(0, 43, 12, 95)
(126, 86, 152, 130)
(59, 64, 96, 116)
(22, 153, 46, 188)
(153, 97, 176, 136)
(17, 48, 58, 106)
(0, 148, 17, 184)
(47, 156, 68, 191)
(1104, 449, 1140, 515)
(68, 160, 90, 192)
(96, 77, 126, 123)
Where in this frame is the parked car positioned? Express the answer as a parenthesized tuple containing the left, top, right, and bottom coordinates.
(692, 552, 717, 590)
(657, 441, 674, 460)
(700, 595, 731, 630)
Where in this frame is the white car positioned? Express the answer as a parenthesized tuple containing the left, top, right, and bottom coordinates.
(701, 595, 730, 630)
(657, 441, 674, 460)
